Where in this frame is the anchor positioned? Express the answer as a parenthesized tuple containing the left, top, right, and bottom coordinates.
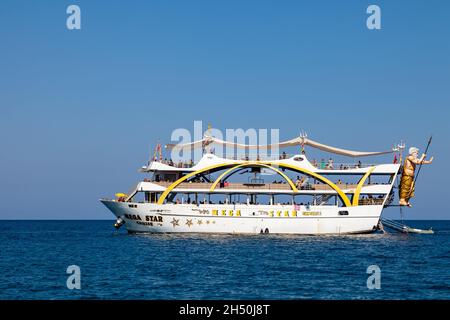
(114, 217, 125, 229)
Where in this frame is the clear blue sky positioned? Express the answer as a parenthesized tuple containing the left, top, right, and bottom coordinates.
(0, 1, 448, 219)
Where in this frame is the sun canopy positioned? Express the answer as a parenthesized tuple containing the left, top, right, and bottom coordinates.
(165, 136, 398, 158)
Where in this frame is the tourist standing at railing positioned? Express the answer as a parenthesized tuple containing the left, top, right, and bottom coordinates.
(296, 176, 306, 188)
(302, 178, 310, 189)
(320, 159, 325, 169)
(326, 158, 334, 169)
(312, 159, 318, 168)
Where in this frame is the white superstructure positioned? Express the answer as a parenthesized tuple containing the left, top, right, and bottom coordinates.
(101, 135, 402, 235)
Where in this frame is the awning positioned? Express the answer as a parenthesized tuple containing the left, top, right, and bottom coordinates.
(165, 135, 398, 158)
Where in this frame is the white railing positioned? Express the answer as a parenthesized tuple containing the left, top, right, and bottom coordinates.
(152, 156, 377, 170)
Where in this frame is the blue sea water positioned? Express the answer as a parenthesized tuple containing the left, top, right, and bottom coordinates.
(0, 220, 449, 300)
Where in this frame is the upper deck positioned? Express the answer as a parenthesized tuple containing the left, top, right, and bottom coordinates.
(130, 153, 400, 207)
(140, 153, 400, 176)
(114, 134, 404, 207)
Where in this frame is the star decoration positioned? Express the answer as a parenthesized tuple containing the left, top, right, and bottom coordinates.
(170, 218, 179, 228)
(186, 219, 193, 228)
(197, 220, 203, 225)
(206, 220, 210, 225)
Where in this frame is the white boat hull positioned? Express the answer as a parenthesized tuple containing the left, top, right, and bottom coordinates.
(101, 200, 383, 235)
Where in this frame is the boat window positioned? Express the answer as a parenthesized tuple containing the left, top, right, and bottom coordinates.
(293, 157, 304, 162)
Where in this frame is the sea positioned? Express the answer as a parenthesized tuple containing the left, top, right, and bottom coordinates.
(0, 220, 449, 300)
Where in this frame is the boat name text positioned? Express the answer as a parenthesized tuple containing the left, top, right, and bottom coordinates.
(124, 214, 163, 222)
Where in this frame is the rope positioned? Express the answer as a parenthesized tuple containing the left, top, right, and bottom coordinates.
(396, 166, 405, 224)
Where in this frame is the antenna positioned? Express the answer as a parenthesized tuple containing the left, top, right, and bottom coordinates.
(204, 123, 212, 138)
(393, 140, 406, 164)
(149, 139, 162, 165)
(300, 131, 308, 154)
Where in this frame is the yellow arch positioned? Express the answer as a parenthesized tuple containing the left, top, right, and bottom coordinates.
(157, 161, 353, 206)
(157, 162, 240, 205)
(352, 166, 376, 206)
(272, 163, 352, 207)
(209, 163, 298, 192)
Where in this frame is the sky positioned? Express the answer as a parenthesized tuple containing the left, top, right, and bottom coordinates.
(0, 0, 449, 219)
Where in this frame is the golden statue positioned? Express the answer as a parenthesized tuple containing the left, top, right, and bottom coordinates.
(399, 147, 433, 207)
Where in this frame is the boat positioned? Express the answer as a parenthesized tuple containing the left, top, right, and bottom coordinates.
(100, 133, 405, 235)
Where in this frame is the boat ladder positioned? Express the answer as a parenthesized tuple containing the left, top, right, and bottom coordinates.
(380, 218, 434, 234)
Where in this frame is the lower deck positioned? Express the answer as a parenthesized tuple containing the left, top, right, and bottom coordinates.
(101, 200, 384, 235)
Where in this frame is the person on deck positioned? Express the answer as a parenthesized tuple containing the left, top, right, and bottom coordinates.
(320, 159, 325, 169)
(399, 147, 433, 207)
(326, 158, 334, 169)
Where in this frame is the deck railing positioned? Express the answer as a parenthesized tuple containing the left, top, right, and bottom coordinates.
(150, 156, 377, 170)
(358, 198, 385, 206)
(150, 181, 371, 191)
